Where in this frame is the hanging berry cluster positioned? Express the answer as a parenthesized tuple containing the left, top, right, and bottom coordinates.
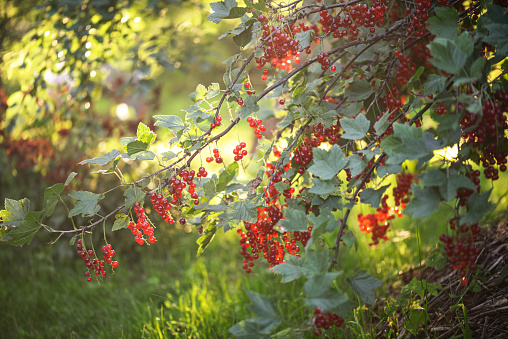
(439, 218, 481, 286)
(456, 165, 481, 206)
(311, 119, 342, 145)
(246, 117, 265, 139)
(237, 206, 312, 273)
(210, 115, 222, 130)
(76, 239, 118, 282)
(319, 2, 389, 40)
(128, 202, 156, 245)
(358, 173, 417, 245)
(312, 307, 345, 337)
(460, 90, 508, 180)
(207, 148, 223, 164)
(256, 14, 305, 72)
(233, 141, 247, 161)
(150, 192, 174, 224)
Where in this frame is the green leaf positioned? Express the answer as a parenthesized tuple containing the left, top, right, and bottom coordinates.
(279, 208, 308, 232)
(423, 74, 446, 96)
(78, 149, 121, 166)
(0, 198, 31, 227)
(381, 129, 430, 165)
(223, 53, 242, 74)
(238, 95, 259, 119)
(360, 185, 390, 208)
(421, 169, 446, 187)
(125, 141, 149, 156)
(207, 0, 247, 24)
(484, 23, 508, 55)
(428, 37, 468, 74)
(161, 151, 176, 161)
(124, 186, 145, 209)
(246, 289, 279, 319)
(112, 213, 130, 231)
(308, 145, 348, 180)
(469, 57, 487, 80)
(197, 224, 217, 256)
(44, 183, 64, 217)
(244, 0, 266, 12)
(65, 172, 78, 186)
(339, 101, 363, 118)
(228, 320, 272, 338)
(1, 211, 43, 246)
(295, 30, 315, 51)
(233, 25, 253, 47)
(68, 191, 104, 217)
(461, 190, 495, 224)
(136, 122, 151, 137)
(404, 186, 441, 218)
(426, 252, 446, 270)
(271, 257, 303, 283)
(373, 110, 391, 136)
(153, 115, 186, 133)
(427, 6, 458, 40)
(406, 309, 429, 335)
(203, 174, 219, 200)
(224, 200, 258, 224)
(439, 175, 476, 202)
(308, 178, 338, 195)
(138, 131, 156, 146)
(304, 274, 349, 311)
(346, 154, 367, 177)
(216, 162, 239, 193)
(345, 80, 372, 101)
(340, 114, 370, 140)
(399, 278, 441, 300)
(377, 164, 402, 177)
(303, 248, 330, 275)
(347, 270, 383, 305)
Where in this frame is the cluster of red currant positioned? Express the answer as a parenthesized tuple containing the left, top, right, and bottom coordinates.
(316, 52, 332, 71)
(411, 40, 433, 68)
(460, 90, 508, 180)
(255, 14, 306, 72)
(206, 148, 223, 164)
(456, 165, 481, 206)
(261, 69, 269, 81)
(243, 82, 255, 96)
(233, 141, 247, 161)
(210, 115, 222, 129)
(311, 120, 342, 145)
(318, 2, 388, 41)
(293, 141, 314, 175)
(440, 219, 481, 285)
(150, 192, 173, 223)
(312, 307, 344, 336)
(246, 117, 266, 139)
(128, 202, 156, 245)
(358, 195, 395, 246)
(358, 173, 416, 245)
(434, 102, 447, 115)
(76, 239, 118, 282)
(394, 50, 417, 86)
(237, 206, 312, 272)
(102, 244, 119, 268)
(405, 0, 431, 36)
(393, 173, 417, 208)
